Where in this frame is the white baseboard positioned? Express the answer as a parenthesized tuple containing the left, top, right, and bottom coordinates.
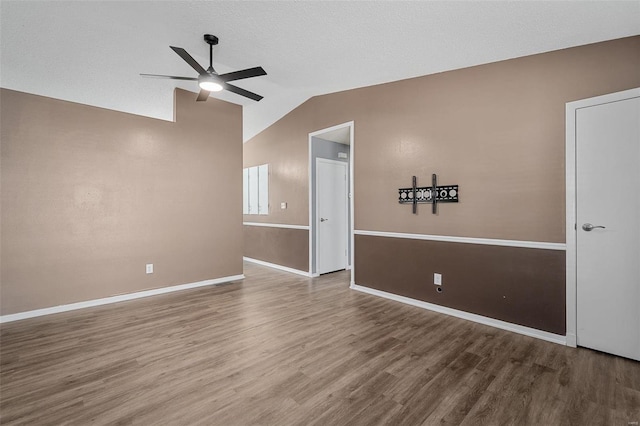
(243, 257, 311, 277)
(350, 283, 567, 346)
(0, 274, 245, 324)
(565, 333, 577, 348)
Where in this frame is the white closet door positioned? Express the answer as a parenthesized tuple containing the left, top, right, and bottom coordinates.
(576, 95, 640, 361)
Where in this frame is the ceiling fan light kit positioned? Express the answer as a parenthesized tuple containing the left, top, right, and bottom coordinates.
(141, 34, 266, 102)
(199, 78, 223, 92)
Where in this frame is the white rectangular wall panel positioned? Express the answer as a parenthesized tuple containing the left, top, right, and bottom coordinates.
(248, 166, 259, 215)
(258, 164, 269, 215)
(242, 168, 249, 215)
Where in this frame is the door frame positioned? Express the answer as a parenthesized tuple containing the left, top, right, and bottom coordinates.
(565, 87, 640, 348)
(308, 121, 354, 281)
(315, 158, 349, 275)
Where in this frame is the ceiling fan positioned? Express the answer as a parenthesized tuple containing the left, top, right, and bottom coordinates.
(141, 34, 266, 102)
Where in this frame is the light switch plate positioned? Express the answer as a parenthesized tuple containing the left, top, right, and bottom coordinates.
(146, 264, 153, 274)
(434, 273, 442, 285)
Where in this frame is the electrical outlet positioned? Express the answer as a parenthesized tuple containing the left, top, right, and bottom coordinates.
(146, 263, 153, 274)
(434, 273, 442, 286)
(281, 202, 287, 209)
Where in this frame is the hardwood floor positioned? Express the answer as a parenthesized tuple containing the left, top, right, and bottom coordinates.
(1, 262, 638, 425)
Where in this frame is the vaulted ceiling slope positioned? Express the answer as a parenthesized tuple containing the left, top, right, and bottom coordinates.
(1, 1, 639, 142)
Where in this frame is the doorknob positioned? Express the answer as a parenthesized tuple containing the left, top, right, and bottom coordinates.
(582, 223, 606, 231)
(320, 218, 328, 222)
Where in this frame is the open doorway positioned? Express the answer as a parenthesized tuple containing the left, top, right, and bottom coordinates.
(308, 122, 354, 282)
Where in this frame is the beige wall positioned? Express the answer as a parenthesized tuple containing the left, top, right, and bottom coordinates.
(243, 127, 309, 226)
(244, 36, 640, 242)
(1, 88, 243, 315)
(243, 36, 640, 333)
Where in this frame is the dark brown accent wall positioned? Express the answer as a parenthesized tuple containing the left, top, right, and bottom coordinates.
(1, 88, 243, 315)
(243, 226, 309, 272)
(354, 235, 566, 335)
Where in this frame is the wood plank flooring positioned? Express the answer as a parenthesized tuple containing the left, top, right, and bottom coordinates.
(1, 262, 639, 425)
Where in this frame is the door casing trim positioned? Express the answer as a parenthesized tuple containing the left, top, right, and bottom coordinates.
(308, 122, 355, 280)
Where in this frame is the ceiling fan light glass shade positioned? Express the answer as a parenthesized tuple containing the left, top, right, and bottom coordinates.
(199, 80, 223, 92)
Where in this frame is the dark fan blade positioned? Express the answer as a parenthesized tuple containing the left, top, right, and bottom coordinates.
(196, 89, 210, 102)
(218, 66, 267, 82)
(224, 83, 263, 101)
(140, 73, 198, 81)
(170, 46, 207, 75)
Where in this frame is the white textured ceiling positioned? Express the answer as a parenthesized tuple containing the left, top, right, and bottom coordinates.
(316, 127, 351, 145)
(1, 1, 639, 142)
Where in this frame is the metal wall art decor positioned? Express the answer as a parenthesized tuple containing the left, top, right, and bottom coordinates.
(398, 174, 459, 214)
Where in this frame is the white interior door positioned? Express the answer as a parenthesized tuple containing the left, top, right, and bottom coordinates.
(317, 159, 347, 274)
(576, 94, 640, 361)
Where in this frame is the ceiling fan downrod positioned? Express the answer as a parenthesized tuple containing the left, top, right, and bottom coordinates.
(204, 34, 218, 74)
